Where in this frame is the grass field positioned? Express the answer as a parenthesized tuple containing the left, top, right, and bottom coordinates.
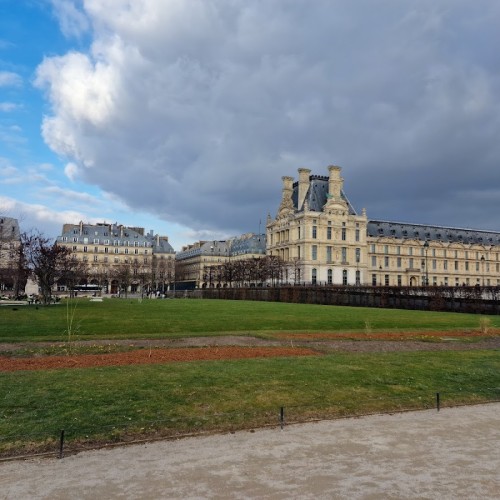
(1, 297, 500, 342)
(0, 298, 499, 457)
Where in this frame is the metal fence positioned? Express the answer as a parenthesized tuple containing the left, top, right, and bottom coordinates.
(1, 388, 498, 461)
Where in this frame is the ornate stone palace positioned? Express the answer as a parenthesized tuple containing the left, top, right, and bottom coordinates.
(266, 166, 500, 286)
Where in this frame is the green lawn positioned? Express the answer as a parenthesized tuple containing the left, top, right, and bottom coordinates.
(1, 298, 499, 342)
(1, 298, 498, 457)
(0, 350, 498, 456)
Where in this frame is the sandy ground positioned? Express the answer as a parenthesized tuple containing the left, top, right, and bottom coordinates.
(0, 403, 498, 500)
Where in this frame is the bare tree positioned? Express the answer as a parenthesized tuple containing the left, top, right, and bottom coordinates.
(22, 232, 75, 304)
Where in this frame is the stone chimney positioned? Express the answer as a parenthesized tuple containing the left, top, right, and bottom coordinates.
(297, 168, 311, 210)
(328, 165, 343, 200)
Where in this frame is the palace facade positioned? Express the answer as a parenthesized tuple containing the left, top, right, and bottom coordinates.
(267, 166, 500, 287)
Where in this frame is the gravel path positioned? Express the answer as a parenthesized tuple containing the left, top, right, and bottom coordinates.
(1, 403, 498, 499)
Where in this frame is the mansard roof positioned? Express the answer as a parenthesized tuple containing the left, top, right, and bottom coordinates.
(57, 222, 175, 253)
(291, 175, 357, 215)
(368, 220, 500, 246)
(176, 233, 266, 260)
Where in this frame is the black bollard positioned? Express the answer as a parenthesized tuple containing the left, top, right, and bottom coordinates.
(59, 429, 65, 459)
(280, 406, 285, 430)
(436, 392, 440, 412)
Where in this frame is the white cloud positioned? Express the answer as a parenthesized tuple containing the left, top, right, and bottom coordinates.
(34, 0, 500, 235)
(0, 102, 19, 112)
(50, 0, 90, 39)
(0, 71, 22, 87)
(64, 161, 79, 181)
(0, 195, 96, 236)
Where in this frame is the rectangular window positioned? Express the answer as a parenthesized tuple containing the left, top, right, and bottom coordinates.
(397, 257, 402, 268)
(93, 256, 98, 262)
(432, 259, 437, 270)
(312, 245, 317, 260)
(384, 245, 388, 254)
(83, 246, 87, 252)
(372, 274, 377, 286)
(454, 261, 458, 271)
(409, 257, 414, 268)
(341, 247, 347, 263)
(312, 226, 317, 239)
(370, 244, 375, 253)
(384, 256, 389, 268)
(409, 247, 413, 256)
(341, 227, 346, 241)
(355, 248, 360, 263)
(327, 226, 331, 240)
(396, 246, 401, 255)
(465, 261, 469, 271)
(397, 275, 402, 286)
(94, 247, 98, 253)
(371, 256, 377, 267)
(326, 246, 332, 263)
(384, 274, 390, 286)
(114, 248, 119, 254)
(355, 229, 360, 242)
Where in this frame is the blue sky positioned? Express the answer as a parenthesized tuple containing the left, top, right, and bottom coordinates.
(2, 1, 500, 251)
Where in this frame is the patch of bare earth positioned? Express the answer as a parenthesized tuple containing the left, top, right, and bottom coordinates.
(0, 346, 318, 372)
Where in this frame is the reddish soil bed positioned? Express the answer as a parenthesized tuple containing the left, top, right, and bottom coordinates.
(274, 330, 500, 341)
(0, 346, 319, 372)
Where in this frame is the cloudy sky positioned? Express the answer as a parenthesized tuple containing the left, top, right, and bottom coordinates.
(1, 0, 500, 250)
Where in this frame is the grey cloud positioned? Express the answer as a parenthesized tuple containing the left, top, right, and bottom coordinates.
(36, 0, 500, 236)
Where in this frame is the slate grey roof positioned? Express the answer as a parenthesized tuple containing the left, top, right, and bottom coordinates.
(292, 175, 357, 214)
(176, 233, 266, 260)
(229, 233, 266, 256)
(57, 222, 175, 253)
(368, 220, 500, 246)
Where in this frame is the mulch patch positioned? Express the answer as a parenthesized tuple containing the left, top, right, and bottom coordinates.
(273, 330, 500, 341)
(0, 346, 319, 372)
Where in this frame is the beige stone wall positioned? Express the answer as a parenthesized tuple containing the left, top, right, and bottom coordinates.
(267, 167, 500, 286)
(367, 237, 500, 287)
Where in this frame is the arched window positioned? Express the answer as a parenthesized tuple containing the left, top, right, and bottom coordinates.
(342, 269, 348, 285)
(327, 269, 333, 284)
(355, 270, 360, 285)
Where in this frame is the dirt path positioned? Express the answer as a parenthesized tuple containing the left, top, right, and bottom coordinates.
(1, 403, 498, 499)
(0, 333, 499, 354)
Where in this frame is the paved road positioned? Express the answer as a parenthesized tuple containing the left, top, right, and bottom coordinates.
(1, 404, 498, 499)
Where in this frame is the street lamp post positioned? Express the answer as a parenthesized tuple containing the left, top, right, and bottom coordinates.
(423, 240, 429, 286)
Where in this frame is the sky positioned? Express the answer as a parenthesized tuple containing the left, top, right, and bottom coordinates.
(1, 0, 500, 251)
